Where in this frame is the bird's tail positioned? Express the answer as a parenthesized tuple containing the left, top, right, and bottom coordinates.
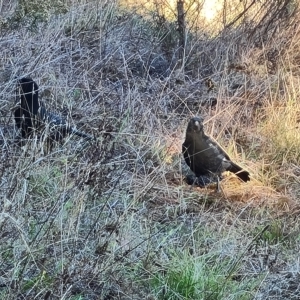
(43, 110, 94, 142)
(71, 128, 94, 141)
(228, 162, 250, 182)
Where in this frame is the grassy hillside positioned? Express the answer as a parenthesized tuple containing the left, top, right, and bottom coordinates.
(1, 0, 300, 299)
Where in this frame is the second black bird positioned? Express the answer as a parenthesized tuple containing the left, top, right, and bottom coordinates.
(182, 117, 250, 184)
(14, 77, 93, 143)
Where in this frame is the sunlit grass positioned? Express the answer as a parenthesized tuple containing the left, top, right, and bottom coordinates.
(0, 0, 300, 299)
(260, 98, 300, 164)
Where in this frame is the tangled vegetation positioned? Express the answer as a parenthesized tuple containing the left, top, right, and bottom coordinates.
(1, 0, 300, 299)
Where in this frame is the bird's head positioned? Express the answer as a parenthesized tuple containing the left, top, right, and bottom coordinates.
(18, 78, 39, 97)
(187, 116, 204, 133)
(17, 77, 40, 115)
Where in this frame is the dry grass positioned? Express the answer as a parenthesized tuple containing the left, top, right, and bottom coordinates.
(0, 0, 300, 299)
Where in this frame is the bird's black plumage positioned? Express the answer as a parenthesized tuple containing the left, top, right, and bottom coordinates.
(14, 77, 93, 142)
(14, 77, 40, 138)
(182, 117, 250, 183)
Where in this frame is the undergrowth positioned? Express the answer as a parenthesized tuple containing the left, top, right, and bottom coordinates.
(0, 0, 300, 299)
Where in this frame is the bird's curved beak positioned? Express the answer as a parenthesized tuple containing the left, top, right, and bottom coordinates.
(194, 120, 200, 131)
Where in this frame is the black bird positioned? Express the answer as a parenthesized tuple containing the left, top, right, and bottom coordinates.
(14, 77, 39, 138)
(182, 117, 250, 185)
(14, 77, 93, 142)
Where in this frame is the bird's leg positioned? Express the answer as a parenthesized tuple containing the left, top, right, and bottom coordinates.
(215, 174, 225, 193)
(216, 175, 220, 193)
(197, 176, 209, 188)
(185, 174, 205, 188)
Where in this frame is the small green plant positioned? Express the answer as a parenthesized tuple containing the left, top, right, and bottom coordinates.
(68, 296, 84, 300)
(152, 262, 196, 299)
(254, 221, 286, 245)
(22, 270, 53, 292)
(28, 166, 63, 199)
(150, 250, 258, 300)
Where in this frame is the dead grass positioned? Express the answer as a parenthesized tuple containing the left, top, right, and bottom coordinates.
(0, 0, 300, 299)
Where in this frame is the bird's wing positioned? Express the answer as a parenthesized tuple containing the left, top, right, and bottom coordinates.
(202, 133, 232, 161)
(182, 142, 191, 167)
